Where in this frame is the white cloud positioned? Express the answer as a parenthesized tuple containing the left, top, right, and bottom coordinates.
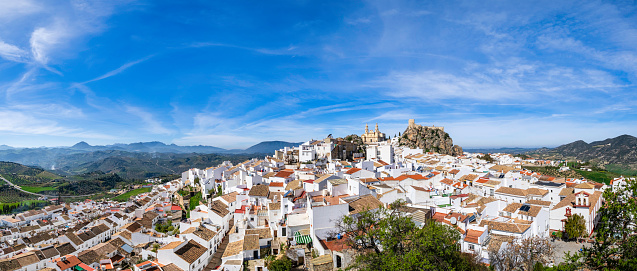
(0, 0, 42, 21)
(0, 40, 29, 62)
(0, 110, 113, 140)
(82, 55, 154, 84)
(345, 17, 372, 25)
(29, 22, 71, 67)
(378, 70, 525, 101)
(126, 106, 174, 135)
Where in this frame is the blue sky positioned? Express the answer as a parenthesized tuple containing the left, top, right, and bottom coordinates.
(0, 0, 636, 149)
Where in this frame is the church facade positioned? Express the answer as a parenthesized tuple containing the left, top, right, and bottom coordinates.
(361, 123, 386, 143)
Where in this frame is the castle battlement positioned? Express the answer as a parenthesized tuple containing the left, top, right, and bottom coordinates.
(408, 119, 444, 131)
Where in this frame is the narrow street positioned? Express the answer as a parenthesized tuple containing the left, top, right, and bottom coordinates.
(204, 219, 234, 271)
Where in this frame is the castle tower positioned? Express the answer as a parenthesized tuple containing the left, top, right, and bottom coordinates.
(408, 119, 415, 128)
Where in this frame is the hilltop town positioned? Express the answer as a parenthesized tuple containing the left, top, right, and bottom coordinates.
(0, 119, 632, 271)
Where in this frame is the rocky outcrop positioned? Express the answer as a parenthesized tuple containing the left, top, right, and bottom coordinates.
(398, 123, 463, 156)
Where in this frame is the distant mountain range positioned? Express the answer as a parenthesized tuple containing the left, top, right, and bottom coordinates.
(464, 147, 538, 154)
(0, 140, 301, 179)
(528, 134, 637, 174)
(66, 140, 301, 154)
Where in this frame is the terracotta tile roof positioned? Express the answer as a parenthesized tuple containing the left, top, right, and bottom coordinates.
(526, 199, 551, 206)
(209, 200, 230, 217)
(310, 254, 333, 266)
(249, 184, 270, 197)
(222, 240, 244, 258)
(243, 234, 260, 251)
(524, 205, 543, 217)
(55, 243, 77, 256)
(348, 195, 384, 214)
(181, 227, 197, 235)
(92, 242, 117, 257)
(449, 169, 460, 174)
(77, 230, 96, 242)
(502, 203, 523, 213)
(588, 191, 603, 214)
(574, 182, 595, 189)
(262, 172, 276, 178)
(479, 220, 531, 233)
(440, 178, 454, 185)
(269, 182, 284, 187)
(221, 192, 239, 203)
(65, 232, 84, 246)
(268, 191, 284, 201)
(78, 249, 101, 265)
(495, 187, 527, 197)
(0, 259, 19, 271)
(559, 187, 574, 196)
(490, 165, 515, 173)
(464, 229, 483, 244)
(139, 212, 158, 229)
(15, 252, 39, 267)
(345, 168, 362, 175)
(526, 188, 548, 196)
(488, 234, 515, 251)
(459, 174, 479, 181)
(55, 255, 82, 270)
(159, 241, 182, 250)
(319, 237, 351, 252)
(285, 179, 302, 190)
(41, 246, 60, 259)
(361, 178, 379, 183)
(161, 263, 184, 271)
(485, 180, 501, 186)
(114, 230, 132, 241)
(268, 202, 281, 211)
(174, 240, 207, 264)
(274, 171, 294, 178)
(246, 228, 272, 240)
(123, 222, 142, 233)
(475, 178, 489, 184)
(192, 226, 217, 241)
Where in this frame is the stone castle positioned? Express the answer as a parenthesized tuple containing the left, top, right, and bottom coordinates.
(408, 119, 444, 131)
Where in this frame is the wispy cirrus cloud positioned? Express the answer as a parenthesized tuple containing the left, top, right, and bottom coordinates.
(125, 106, 174, 135)
(82, 55, 154, 84)
(0, 40, 30, 63)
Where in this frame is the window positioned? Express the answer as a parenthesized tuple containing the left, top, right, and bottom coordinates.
(469, 244, 475, 251)
(282, 228, 286, 236)
(336, 255, 342, 268)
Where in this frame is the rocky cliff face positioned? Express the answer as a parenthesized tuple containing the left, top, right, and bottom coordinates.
(398, 124, 463, 156)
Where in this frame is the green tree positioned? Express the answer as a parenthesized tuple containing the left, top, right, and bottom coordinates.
(564, 214, 586, 240)
(566, 179, 637, 270)
(267, 257, 292, 271)
(478, 154, 495, 163)
(335, 200, 486, 271)
(216, 184, 223, 197)
(488, 236, 555, 271)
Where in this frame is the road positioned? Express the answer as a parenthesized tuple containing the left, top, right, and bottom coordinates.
(0, 174, 96, 198)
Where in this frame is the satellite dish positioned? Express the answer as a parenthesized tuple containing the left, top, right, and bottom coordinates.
(450, 217, 457, 225)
